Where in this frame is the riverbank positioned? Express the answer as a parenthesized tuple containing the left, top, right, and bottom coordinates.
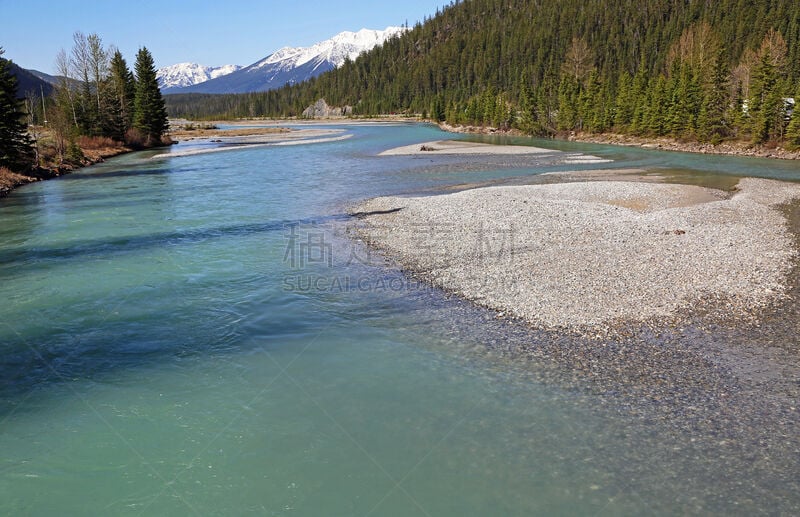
(352, 175, 800, 334)
(150, 128, 350, 160)
(1, 124, 307, 199)
(176, 118, 800, 160)
(0, 144, 133, 199)
(568, 132, 800, 160)
(169, 126, 290, 140)
(0, 167, 36, 197)
(438, 122, 800, 160)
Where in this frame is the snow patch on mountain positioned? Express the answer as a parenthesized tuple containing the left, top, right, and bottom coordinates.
(157, 63, 242, 89)
(256, 27, 406, 70)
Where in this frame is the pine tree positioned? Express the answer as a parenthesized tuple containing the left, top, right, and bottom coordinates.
(786, 87, 800, 148)
(630, 63, 650, 133)
(430, 95, 445, 122)
(749, 51, 780, 144)
(133, 47, 168, 145)
(579, 70, 601, 132)
(749, 30, 789, 144)
(697, 51, 731, 143)
(105, 50, 136, 140)
(614, 72, 635, 131)
(557, 75, 580, 130)
(0, 49, 34, 171)
(644, 76, 669, 136)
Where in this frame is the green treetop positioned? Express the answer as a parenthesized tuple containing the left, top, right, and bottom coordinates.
(133, 47, 168, 144)
(105, 50, 136, 141)
(0, 48, 34, 171)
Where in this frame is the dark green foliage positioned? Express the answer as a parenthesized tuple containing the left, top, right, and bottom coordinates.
(164, 0, 799, 146)
(697, 51, 731, 143)
(133, 47, 168, 143)
(749, 51, 779, 143)
(104, 51, 136, 140)
(613, 72, 635, 131)
(0, 49, 34, 171)
(786, 87, 800, 149)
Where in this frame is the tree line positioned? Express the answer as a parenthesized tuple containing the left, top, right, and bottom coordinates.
(48, 32, 169, 161)
(1, 33, 169, 172)
(165, 0, 800, 148)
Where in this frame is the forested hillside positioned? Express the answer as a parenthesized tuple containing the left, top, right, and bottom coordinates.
(6, 62, 53, 98)
(166, 0, 800, 146)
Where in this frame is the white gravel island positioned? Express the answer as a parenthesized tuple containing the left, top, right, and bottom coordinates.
(353, 177, 800, 331)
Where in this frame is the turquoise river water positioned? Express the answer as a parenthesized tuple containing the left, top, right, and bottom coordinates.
(1, 123, 799, 515)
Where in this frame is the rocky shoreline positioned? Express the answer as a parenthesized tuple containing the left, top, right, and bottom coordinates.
(439, 122, 800, 160)
(567, 132, 800, 160)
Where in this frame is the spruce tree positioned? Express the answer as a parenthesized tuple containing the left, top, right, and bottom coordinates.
(0, 49, 34, 171)
(614, 72, 635, 130)
(749, 51, 778, 144)
(644, 76, 669, 136)
(106, 50, 136, 140)
(786, 87, 800, 148)
(557, 75, 580, 130)
(133, 47, 168, 145)
(697, 51, 731, 143)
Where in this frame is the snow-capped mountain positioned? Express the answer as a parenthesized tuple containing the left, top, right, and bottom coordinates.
(254, 27, 405, 71)
(157, 63, 242, 90)
(162, 27, 405, 95)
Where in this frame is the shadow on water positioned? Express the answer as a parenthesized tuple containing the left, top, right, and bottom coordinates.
(0, 292, 330, 408)
(0, 211, 355, 410)
(55, 164, 213, 182)
(0, 213, 352, 269)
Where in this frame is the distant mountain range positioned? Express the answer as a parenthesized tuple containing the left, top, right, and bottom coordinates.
(157, 63, 242, 90)
(159, 27, 405, 95)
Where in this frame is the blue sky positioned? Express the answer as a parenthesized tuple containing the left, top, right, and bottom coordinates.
(0, 0, 449, 73)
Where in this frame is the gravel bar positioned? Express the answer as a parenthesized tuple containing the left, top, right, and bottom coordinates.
(378, 139, 556, 156)
(353, 178, 800, 331)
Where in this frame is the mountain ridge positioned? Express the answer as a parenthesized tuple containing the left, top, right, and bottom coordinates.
(157, 63, 242, 90)
(5, 61, 54, 98)
(162, 26, 405, 95)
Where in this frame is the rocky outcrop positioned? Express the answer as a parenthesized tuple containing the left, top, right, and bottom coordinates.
(301, 99, 353, 118)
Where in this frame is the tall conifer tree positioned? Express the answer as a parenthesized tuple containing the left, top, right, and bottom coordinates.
(786, 87, 800, 148)
(133, 47, 168, 144)
(0, 49, 34, 170)
(106, 50, 136, 140)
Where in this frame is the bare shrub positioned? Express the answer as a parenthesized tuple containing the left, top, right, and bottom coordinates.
(124, 128, 146, 149)
(77, 136, 122, 150)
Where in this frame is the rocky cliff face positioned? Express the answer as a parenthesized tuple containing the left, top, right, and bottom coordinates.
(302, 99, 353, 118)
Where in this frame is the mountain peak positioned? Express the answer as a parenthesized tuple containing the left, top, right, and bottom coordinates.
(163, 26, 406, 94)
(157, 62, 242, 90)
(257, 26, 405, 69)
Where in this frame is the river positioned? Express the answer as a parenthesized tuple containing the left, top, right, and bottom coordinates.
(1, 123, 798, 515)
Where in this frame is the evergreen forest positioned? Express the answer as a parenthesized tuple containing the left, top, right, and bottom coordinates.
(2, 33, 170, 172)
(165, 0, 800, 147)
